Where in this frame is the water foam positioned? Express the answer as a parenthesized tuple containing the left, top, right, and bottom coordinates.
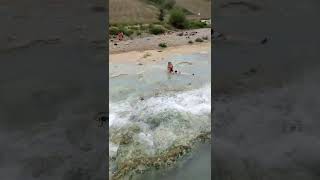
(109, 84, 211, 163)
(109, 84, 210, 127)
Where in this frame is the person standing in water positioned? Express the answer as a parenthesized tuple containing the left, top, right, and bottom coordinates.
(167, 62, 174, 73)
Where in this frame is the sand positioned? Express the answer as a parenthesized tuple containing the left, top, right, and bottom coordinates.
(110, 42, 210, 64)
(109, 28, 211, 54)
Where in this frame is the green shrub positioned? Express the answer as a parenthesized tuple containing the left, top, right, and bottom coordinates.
(188, 21, 208, 29)
(159, 8, 165, 21)
(195, 37, 203, 42)
(140, 24, 149, 31)
(163, 23, 172, 30)
(169, 8, 188, 29)
(159, 42, 167, 48)
(109, 26, 134, 36)
(109, 26, 120, 35)
(149, 25, 166, 35)
(130, 26, 140, 31)
(120, 27, 134, 36)
(137, 31, 142, 36)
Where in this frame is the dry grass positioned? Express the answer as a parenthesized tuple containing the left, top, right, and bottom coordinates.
(176, 0, 211, 19)
(109, 0, 211, 24)
(109, 0, 159, 24)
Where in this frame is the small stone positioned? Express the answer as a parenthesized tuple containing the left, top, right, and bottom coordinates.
(137, 165, 146, 172)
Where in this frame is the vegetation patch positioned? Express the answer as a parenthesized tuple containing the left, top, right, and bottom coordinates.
(188, 20, 208, 29)
(168, 8, 188, 29)
(158, 42, 167, 48)
(195, 37, 204, 42)
(149, 24, 166, 35)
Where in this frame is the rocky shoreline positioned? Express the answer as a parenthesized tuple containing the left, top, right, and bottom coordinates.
(111, 132, 211, 180)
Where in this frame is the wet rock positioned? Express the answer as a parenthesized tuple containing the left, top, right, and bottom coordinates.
(154, 161, 161, 169)
(129, 125, 141, 133)
(135, 165, 146, 174)
(112, 132, 211, 180)
(119, 133, 133, 145)
(196, 132, 211, 142)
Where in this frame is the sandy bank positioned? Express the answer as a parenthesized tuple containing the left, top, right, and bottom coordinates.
(109, 28, 211, 54)
(109, 41, 210, 64)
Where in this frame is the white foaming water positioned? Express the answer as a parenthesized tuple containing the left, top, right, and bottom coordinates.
(109, 51, 211, 177)
(109, 84, 210, 127)
(142, 84, 211, 115)
(109, 101, 132, 127)
(109, 84, 211, 161)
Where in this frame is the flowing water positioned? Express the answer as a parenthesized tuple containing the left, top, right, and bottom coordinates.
(109, 49, 211, 179)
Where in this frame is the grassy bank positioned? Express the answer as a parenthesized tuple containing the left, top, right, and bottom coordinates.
(109, 7, 211, 38)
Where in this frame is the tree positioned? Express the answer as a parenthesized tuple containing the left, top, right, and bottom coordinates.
(159, 8, 165, 21)
(169, 8, 188, 29)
